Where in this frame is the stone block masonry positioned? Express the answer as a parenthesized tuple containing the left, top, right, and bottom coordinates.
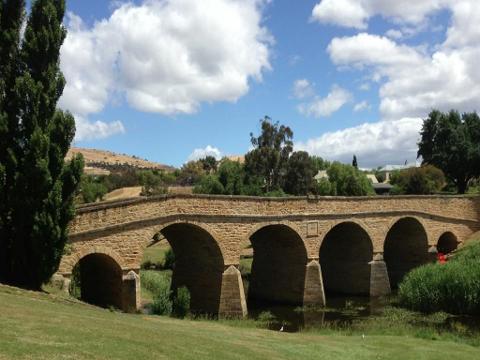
(56, 194, 480, 316)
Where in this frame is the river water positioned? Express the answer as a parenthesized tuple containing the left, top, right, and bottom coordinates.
(247, 295, 480, 333)
(248, 295, 383, 332)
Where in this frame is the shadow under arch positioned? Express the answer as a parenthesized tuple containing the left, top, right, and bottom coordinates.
(158, 223, 225, 315)
(437, 231, 458, 254)
(384, 217, 429, 289)
(248, 224, 308, 305)
(71, 253, 123, 309)
(320, 222, 373, 296)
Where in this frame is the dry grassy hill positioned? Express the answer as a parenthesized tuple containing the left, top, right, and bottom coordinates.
(66, 147, 175, 172)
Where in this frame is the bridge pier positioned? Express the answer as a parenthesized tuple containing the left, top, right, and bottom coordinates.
(219, 265, 248, 318)
(303, 260, 326, 306)
(369, 253, 391, 297)
(122, 270, 140, 313)
(428, 245, 438, 262)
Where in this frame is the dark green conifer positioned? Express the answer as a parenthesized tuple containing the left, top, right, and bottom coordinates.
(0, 0, 83, 289)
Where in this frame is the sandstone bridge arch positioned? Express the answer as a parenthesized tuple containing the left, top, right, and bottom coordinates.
(57, 194, 480, 316)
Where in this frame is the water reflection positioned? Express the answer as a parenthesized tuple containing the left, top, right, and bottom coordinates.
(248, 296, 480, 334)
(248, 296, 387, 332)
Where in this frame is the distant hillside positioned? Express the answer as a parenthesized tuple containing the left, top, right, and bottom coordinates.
(66, 147, 175, 172)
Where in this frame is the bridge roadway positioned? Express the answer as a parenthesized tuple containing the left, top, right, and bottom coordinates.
(56, 194, 480, 316)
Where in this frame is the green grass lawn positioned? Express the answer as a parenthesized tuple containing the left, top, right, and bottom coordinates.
(142, 241, 171, 266)
(1, 285, 480, 360)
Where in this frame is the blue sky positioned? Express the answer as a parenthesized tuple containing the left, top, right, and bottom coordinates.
(56, 0, 480, 168)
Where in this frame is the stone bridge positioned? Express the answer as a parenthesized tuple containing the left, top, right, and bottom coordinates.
(57, 194, 480, 317)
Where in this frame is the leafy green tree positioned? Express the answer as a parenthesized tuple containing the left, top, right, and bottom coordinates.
(0, 0, 83, 289)
(217, 159, 244, 195)
(315, 178, 336, 196)
(200, 156, 218, 174)
(418, 110, 480, 193)
(244, 116, 293, 193)
(193, 175, 224, 194)
(177, 160, 205, 186)
(139, 170, 167, 196)
(310, 155, 329, 173)
(390, 165, 445, 195)
(326, 162, 374, 196)
(80, 176, 108, 203)
(284, 151, 316, 195)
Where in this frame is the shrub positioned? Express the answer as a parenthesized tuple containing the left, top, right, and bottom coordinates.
(316, 162, 374, 196)
(257, 311, 276, 328)
(69, 264, 82, 300)
(264, 189, 287, 197)
(141, 271, 172, 316)
(172, 286, 191, 318)
(193, 175, 224, 194)
(390, 165, 445, 194)
(398, 240, 480, 315)
(163, 248, 176, 270)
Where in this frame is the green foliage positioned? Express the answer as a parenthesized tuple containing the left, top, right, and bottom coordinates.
(172, 286, 191, 319)
(325, 162, 375, 196)
(177, 160, 206, 186)
(264, 189, 288, 197)
(418, 109, 480, 193)
(374, 171, 386, 183)
(141, 271, 173, 316)
(244, 116, 293, 193)
(139, 170, 168, 196)
(68, 264, 81, 300)
(256, 311, 277, 327)
(284, 151, 316, 195)
(79, 175, 108, 203)
(217, 159, 245, 195)
(310, 155, 329, 173)
(193, 175, 225, 194)
(199, 156, 218, 174)
(315, 178, 336, 196)
(399, 240, 480, 315)
(163, 248, 175, 270)
(0, 0, 83, 289)
(103, 168, 140, 192)
(390, 165, 446, 194)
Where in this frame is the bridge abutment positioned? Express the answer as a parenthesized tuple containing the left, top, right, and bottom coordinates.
(369, 253, 391, 297)
(219, 265, 248, 318)
(303, 260, 326, 306)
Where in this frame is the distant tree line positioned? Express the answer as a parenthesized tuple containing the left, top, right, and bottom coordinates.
(193, 117, 374, 197)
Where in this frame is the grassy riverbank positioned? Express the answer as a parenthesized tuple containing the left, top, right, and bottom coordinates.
(1, 285, 480, 360)
(399, 236, 480, 314)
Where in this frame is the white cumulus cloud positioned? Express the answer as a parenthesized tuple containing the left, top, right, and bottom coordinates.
(312, 0, 448, 29)
(301, 1, 480, 168)
(292, 79, 315, 99)
(354, 101, 370, 112)
(187, 145, 223, 162)
(74, 116, 125, 142)
(60, 0, 272, 121)
(295, 117, 423, 168)
(298, 85, 352, 118)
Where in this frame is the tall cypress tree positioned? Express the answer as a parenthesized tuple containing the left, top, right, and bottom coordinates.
(0, 0, 83, 289)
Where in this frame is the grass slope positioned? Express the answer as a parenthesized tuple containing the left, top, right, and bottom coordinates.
(1, 285, 480, 360)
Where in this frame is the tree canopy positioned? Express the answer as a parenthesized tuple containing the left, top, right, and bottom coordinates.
(390, 165, 446, 195)
(244, 116, 293, 193)
(418, 110, 480, 193)
(0, 0, 83, 289)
